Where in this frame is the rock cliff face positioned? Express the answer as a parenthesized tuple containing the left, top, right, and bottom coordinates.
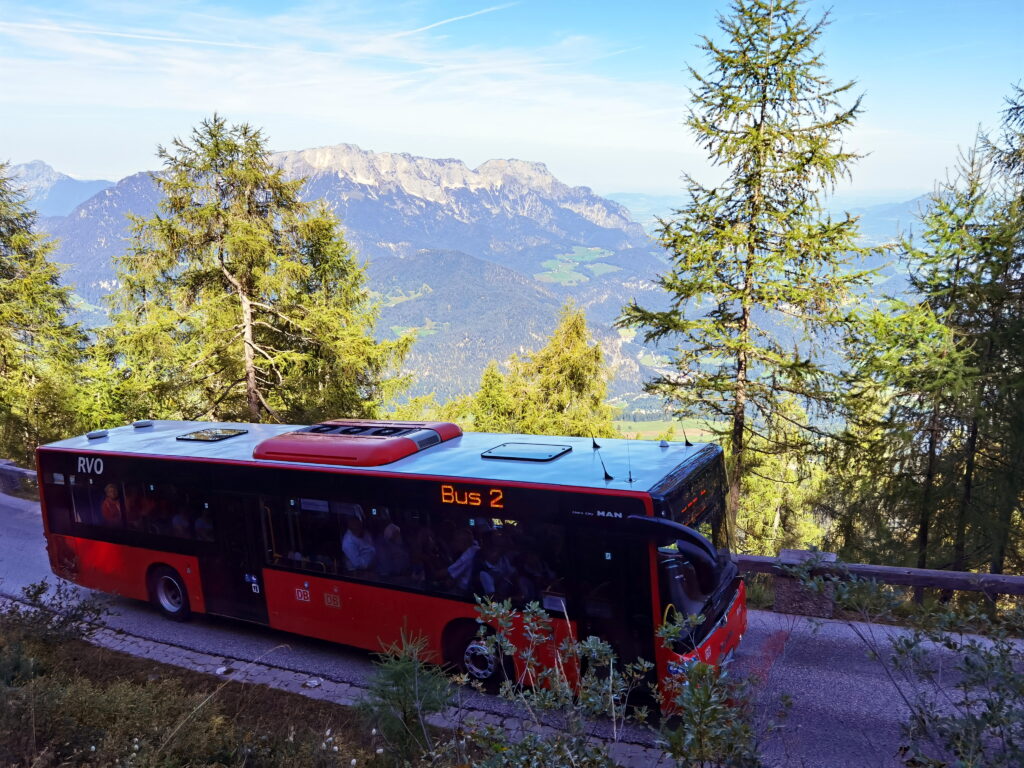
(274, 144, 649, 266)
(275, 144, 638, 228)
(36, 143, 667, 400)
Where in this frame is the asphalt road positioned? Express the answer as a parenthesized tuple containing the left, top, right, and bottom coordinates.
(0, 493, 968, 767)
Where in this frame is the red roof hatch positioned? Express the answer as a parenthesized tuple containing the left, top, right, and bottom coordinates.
(252, 419, 462, 467)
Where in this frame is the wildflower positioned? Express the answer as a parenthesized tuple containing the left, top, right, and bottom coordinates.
(371, 728, 377, 736)
(351, 760, 358, 766)
(325, 728, 332, 737)
(376, 748, 384, 755)
(332, 746, 339, 753)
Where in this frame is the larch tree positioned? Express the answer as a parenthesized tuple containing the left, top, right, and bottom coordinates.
(105, 115, 411, 424)
(619, 0, 873, 546)
(981, 86, 1024, 575)
(827, 122, 1024, 579)
(0, 163, 85, 463)
(467, 303, 617, 438)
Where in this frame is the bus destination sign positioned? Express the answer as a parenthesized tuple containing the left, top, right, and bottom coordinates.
(440, 483, 504, 509)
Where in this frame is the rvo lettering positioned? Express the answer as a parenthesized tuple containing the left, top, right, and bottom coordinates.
(77, 456, 105, 474)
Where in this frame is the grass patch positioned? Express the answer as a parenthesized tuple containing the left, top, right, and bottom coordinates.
(534, 247, 617, 284)
(0, 584, 374, 767)
(637, 351, 670, 367)
(390, 319, 445, 339)
(586, 262, 620, 276)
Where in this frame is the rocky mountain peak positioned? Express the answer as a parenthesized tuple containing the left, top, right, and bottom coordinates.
(9, 160, 69, 196)
(271, 142, 634, 232)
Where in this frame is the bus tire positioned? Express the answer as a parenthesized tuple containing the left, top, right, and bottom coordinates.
(148, 565, 191, 621)
(446, 622, 507, 686)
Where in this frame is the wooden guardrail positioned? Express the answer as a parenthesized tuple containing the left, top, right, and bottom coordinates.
(0, 460, 37, 498)
(731, 549, 1024, 618)
(732, 552, 1024, 596)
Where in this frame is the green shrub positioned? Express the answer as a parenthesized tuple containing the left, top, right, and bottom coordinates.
(356, 631, 458, 767)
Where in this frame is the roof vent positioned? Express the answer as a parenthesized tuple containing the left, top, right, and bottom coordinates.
(252, 420, 462, 467)
(482, 442, 572, 462)
(86, 429, 109, 440)
(133, 420, 154, 429)
(177, 428, 248, 443)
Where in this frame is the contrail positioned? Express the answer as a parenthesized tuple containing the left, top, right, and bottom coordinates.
(384, 3, 518, 39)
(0, 20, 278, 51)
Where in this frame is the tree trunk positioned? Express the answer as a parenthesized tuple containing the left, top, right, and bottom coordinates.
(990, 403, 1024, 575)
(239, 292, 260, 421)
(219, 257, 261, 422)
(952, 415, 978, 571)
(727, 284, 751, 551)
(914, 403, 940, 602)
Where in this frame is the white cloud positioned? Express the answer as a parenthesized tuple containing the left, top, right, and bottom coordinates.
(0, 2, 699, 191)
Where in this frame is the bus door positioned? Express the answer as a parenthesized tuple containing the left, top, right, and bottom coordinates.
(199, 493, 269, 624)
(568, 531, 654, 663)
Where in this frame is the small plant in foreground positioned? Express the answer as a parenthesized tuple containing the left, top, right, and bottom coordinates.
(473, 597, 652, 767)
(356, 631, 464, 767)
(0, 578, 104, 645)
(657, 611, 769, 768)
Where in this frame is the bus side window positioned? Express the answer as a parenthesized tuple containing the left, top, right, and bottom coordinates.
(299, 498, 343, 574)
(261, 497, 291, 565)
(41, 471, 74, 534)
(69, 474, 99, 525)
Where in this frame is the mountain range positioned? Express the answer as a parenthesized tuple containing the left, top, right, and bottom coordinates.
(11, 150, 925, 406)
(13, 149, 666, 403)
(8, 160, 113, 217)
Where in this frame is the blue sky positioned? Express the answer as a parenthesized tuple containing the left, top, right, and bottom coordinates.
(1, 0, 1020, 202)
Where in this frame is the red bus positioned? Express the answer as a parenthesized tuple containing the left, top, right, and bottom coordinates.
(36, 418, 746, 687)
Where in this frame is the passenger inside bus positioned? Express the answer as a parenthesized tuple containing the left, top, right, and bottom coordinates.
(171, 507, 192, 538)
(375, 522, 410, 577)
(342, 515, 376, 572)
(194, 507, 215, 541)
(101, 483, 123, 525)
(447, 528, 479, 590)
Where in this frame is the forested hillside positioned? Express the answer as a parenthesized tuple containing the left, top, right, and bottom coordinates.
(32, 144, 667, 399)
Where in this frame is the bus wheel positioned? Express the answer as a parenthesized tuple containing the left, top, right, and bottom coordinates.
(148, 566, 191, 621)
(448, 624, 506, 686)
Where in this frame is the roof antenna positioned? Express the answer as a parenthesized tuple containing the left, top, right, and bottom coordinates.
(595, 445, 614, 481)
(680, 424, 694, 447)
(591, 434, 601, 450)
(626, 441, 634, 484)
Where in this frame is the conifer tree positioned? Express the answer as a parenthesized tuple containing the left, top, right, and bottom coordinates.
(0, 163, 85, 462)
(827, 129, 1024, 578)
(105, 116, 410, 424)
(619, 0, 872, 543)
(467, 303, 616, 438)
(981, 87, 1024, 575)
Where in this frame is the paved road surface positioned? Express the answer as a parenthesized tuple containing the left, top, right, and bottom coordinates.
(0, 493, 959, 767)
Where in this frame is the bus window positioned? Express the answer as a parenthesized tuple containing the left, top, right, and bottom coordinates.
(69, 474, 100, 526)
(40, 470, 74, 534)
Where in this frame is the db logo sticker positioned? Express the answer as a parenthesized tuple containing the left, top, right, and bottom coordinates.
(324, 593, 341, 609)
(295, 588, 311, 602)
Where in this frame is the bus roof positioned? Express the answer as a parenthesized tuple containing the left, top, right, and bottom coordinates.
(39, 419, 720, 494)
